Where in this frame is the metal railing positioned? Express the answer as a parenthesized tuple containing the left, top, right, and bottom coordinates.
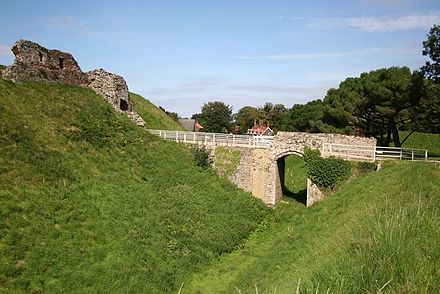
(147, 129, 274, 148)
(322, 143, 429, 162)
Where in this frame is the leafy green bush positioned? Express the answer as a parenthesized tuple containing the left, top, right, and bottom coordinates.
(303, 147, 351, 189)
(358, 161, 377, 173)
(192, 145, 212, 168)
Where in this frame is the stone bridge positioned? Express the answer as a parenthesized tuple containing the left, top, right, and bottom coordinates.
(149, 130, 377, 206)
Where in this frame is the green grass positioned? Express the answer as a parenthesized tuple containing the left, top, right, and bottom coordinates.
(130, 92, 184, 130)
(399, 131, 440, 157)
(0, 78, 269, 293)
(185, 159, 440, 293)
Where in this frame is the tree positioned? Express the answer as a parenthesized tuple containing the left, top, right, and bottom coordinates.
(197, 101, 233, 133)
(410, 80, 440, 133)
(421, 24, 440, 82)
(283, 100, 334, 133)
(323, 67, 423, 146)
(233, 106, 261, 134)
(258, 102, 287, 132)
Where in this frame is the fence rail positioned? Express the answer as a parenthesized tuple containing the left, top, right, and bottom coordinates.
(147, 129, 274, 148)
(148, 130, 430, 162)
(322, 143, 429, 162)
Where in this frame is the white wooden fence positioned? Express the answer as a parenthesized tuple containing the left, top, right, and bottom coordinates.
(147, 129, 274, 148)
(148, 130, 430, 162)
(322, 143, 429, 162)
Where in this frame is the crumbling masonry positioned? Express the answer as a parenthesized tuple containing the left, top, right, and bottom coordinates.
(0, 39, 145, 126)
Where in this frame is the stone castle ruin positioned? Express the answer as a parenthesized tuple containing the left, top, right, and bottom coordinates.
(0, 39, 145, 126)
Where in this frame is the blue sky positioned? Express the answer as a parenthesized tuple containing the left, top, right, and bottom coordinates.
(1, 0, 439, 117)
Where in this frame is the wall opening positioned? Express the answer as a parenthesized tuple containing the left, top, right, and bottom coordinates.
(276, 153, 306, 204)
(39, 52, 43, 62)
(120, 99, 129, 111)
(59, 57, 64, 69)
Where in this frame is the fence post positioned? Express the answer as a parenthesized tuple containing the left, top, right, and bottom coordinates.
(159, 130, 162, 137)
(233, 135, 236, 146)
(213, 133, 215, 144)
(204, 135, 207, 145)
(193, 133, 196, 142)
(164, 132, 167, 140)
(175, 131, 178, 142)
(373, 146, 376, 162)
(400, 149, 403, 160)
(425, 150, 428, 161)
(184, 133, 186, 143)
(411, 150, 414, 162)
(249, 137, 251, 146)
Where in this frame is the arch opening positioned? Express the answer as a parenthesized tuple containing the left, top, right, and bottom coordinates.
(275, 151, 307, 205)
(120, 99, 129, 111)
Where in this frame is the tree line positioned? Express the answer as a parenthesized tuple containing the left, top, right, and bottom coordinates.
(180, 25, 440, 146)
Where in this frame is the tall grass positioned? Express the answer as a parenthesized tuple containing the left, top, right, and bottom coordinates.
(185, 160, 440, 293)
(0, 79, 269, 293)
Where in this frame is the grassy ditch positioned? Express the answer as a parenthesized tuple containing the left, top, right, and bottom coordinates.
(185, 160, 440, 293)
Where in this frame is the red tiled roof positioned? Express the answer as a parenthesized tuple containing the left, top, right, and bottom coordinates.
(194, 121, 203, 129)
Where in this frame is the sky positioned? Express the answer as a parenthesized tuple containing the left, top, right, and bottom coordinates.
(1, 0, 439, 117)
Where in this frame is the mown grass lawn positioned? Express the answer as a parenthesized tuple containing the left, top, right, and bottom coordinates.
(398, 131, 440, 159)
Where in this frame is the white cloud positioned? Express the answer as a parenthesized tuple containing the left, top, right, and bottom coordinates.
(39, 16, 92, 36)
(235, 47, 385, 61)
(226, 84, 331, 95)
(268, 52, 344, 60)
(0, 43, 11, 56)
(348, 14, 440, 32)
(179, 79, 218, 92)
(308, 12, 440, 32)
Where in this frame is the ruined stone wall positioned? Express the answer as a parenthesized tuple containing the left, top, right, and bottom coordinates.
(1, 39, 145, 127)
(1, 39, 88, 85)
(87, 69, 131, 111)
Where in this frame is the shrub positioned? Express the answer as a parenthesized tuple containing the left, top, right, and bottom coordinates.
(192, 145, 212, 168)
(304, 147, 351, 189)
(358, 161, 377, 173)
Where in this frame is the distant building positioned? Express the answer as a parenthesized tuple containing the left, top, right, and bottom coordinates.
(247, 120, 274, 136)
(179, 119, 204, 132)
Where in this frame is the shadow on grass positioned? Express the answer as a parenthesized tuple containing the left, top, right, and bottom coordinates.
(284, 188, 307, 205)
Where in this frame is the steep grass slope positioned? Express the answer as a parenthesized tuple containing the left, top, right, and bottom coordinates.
(0, 79, 269, 293)
(186, 160, 440, 293)
(130, 93, 183, 130)
(399, 131, 440, 156)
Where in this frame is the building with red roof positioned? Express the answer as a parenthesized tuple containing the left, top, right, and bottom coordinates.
(247, 120, 274, 136)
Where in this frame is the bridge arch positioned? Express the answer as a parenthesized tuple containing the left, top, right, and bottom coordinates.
(274, 150, 304, 160)
(274, 150, 306, 204)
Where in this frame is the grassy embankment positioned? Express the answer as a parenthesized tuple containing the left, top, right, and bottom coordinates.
(398, 131, 440, 159)
(0, 78, 269, 293)
(186, 155, 440, 293)
(130, 93, 184, 130)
